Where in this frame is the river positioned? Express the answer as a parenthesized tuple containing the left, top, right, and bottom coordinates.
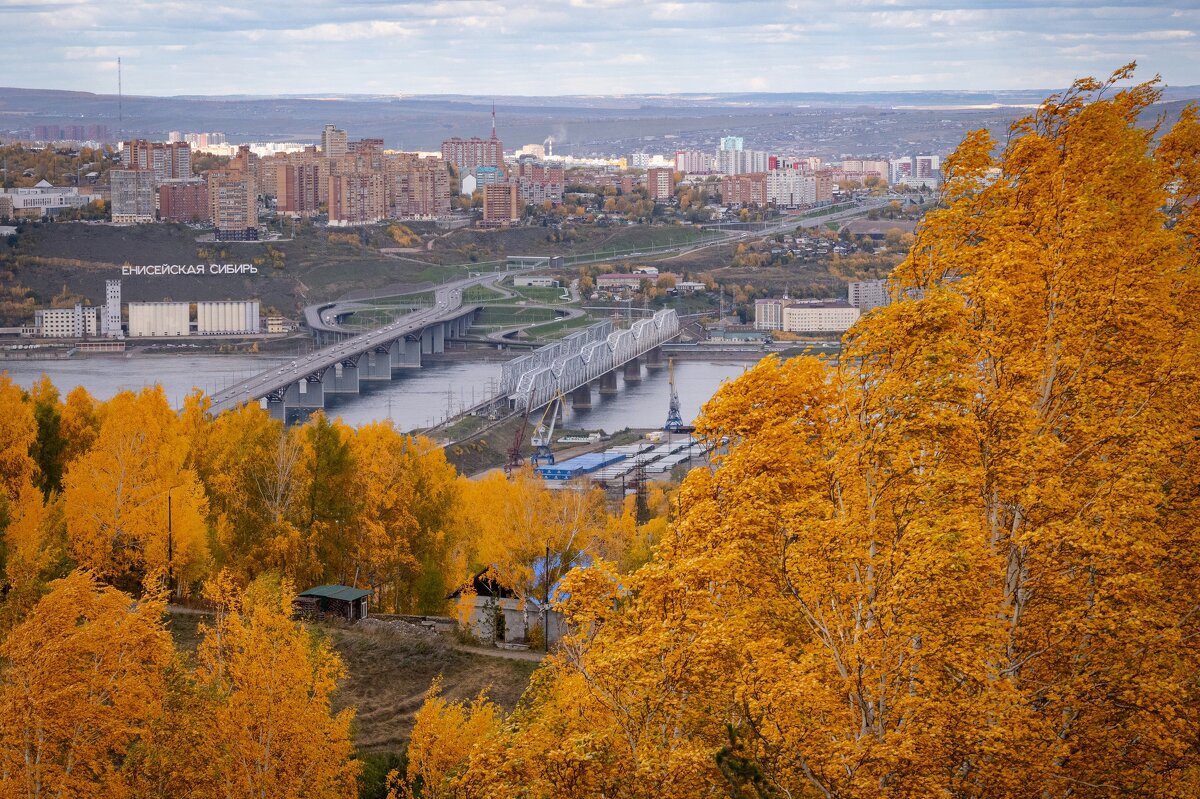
(1, 354, 763, 433)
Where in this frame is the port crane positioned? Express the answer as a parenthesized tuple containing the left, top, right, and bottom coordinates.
(504, 390, 567, 475)
(531, 390, 567, 467)
(664, 358, 684, 432)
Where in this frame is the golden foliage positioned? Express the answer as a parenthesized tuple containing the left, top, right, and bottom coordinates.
(397, 66, 1200, 798)
(0, 571, 173, 799)
(62, 387, 209, 592)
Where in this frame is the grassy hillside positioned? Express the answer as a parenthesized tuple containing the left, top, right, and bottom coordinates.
(166, 610, 537, 755)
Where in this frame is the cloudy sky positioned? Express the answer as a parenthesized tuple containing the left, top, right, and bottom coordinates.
(3, 0, 1198, 96)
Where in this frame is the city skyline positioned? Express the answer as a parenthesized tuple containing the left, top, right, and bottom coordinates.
(2, 1, 1198, 96)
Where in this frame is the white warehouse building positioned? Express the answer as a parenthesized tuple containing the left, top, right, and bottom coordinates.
(128, 302, 190, 337)
(197, 300, 260, 335)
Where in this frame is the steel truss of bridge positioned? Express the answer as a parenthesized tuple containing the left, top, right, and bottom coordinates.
(503, 308, 681, 412)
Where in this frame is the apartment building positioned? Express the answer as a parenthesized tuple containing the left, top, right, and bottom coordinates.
(208, 170, 258, 240)
(109, 169, 157, 223)
(720, 173, 768, 206)
(646, 167, 675, 202)
(481, 182, 520, 226)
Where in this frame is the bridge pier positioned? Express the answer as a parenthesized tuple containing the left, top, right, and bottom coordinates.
(389, 337, 421, 368)
(598, 370, 619, 396)
(571, 383, 592, 409)
(645, 346, 664, 371)
(283, 377, 325, 414)
(623, 357, 642, 383)
(266, 398, 285, 422)
(420, 328, 434, 355)
(433, 324, 445, 353)
(362, 347, 393, 381)
(328, 360, 360, 394)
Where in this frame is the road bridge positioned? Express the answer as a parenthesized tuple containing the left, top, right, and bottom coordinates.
(207, 274, 497, 421)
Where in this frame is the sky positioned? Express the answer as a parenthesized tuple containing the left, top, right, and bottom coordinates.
(2, 0, 1198, 96)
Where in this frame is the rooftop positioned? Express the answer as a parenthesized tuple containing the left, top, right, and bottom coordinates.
(297, 584, 371, 602)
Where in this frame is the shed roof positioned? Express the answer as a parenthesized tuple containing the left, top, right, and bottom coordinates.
(297, 584, 371, 602)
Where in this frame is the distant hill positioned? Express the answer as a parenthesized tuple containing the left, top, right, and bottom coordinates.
(3, 85, 1197, 156)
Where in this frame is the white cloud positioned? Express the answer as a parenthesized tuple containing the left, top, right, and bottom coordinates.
(253, 21, 416, 42)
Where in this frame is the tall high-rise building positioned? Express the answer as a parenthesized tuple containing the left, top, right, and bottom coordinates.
(442, 106, 504, 174)
(388, 155, 451, 218)
(122, 141, 192, 183)
(328, 171, 387, 226)
(720, 136, 744, 152)
(208, 170, 258, 240)
(321, 125, 348, 158)
(482, 182, 519, 226)
(158, 179, 210, 222)
(646, 167, 674, 202)
(109, 169, 156, 223)
(277, 162, 323, 217)
(675, 151, 713, 174)
(848, 279, 890, 311)
(515, 160, 565, 206)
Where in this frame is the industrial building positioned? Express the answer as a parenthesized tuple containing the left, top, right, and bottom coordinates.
(128, 302, 190, 337)
(197, 301, 260, 335)
(102, 280, 123, 338)
(33, 305, 100, 338)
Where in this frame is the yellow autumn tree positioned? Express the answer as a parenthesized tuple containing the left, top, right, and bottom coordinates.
(194, 402, 309, 580)
(460, 468, 612, 602)
(425, 66, 1200, 798)
(0, 570, 173, 799)
(62, 387, 210, 594)
(0, 374, 37, 507)
(189, 571, 360, 799)
(389, 679, 501, 799)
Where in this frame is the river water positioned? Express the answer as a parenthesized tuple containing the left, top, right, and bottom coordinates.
(1, 354, 762, 433)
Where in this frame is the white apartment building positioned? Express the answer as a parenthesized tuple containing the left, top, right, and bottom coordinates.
(848, 279, 890, 311)
(717, 148, 771, 176)
(675, 150, 713, 174)
(767, 171, 817, 207)
(110, 169, 156, 223)
(890, 155, 941, 189)
(756, 297, 861, 333)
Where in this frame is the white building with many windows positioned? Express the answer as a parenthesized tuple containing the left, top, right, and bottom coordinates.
(848, 279, 890, 311)
(33, 305, 100, 338)
(0, 181, 92, 219)
(782, 300, 860, 333)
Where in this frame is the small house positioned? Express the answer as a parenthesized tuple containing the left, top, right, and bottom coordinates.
(294, 584, 370, 621)
(449, 570, 565, 649)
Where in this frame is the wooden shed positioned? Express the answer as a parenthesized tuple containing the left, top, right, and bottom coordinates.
(294, 584, 371, 621)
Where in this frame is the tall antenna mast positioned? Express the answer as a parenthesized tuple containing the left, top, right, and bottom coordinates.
(117, 57, 123, 132)
(491, 102, 496, 139)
